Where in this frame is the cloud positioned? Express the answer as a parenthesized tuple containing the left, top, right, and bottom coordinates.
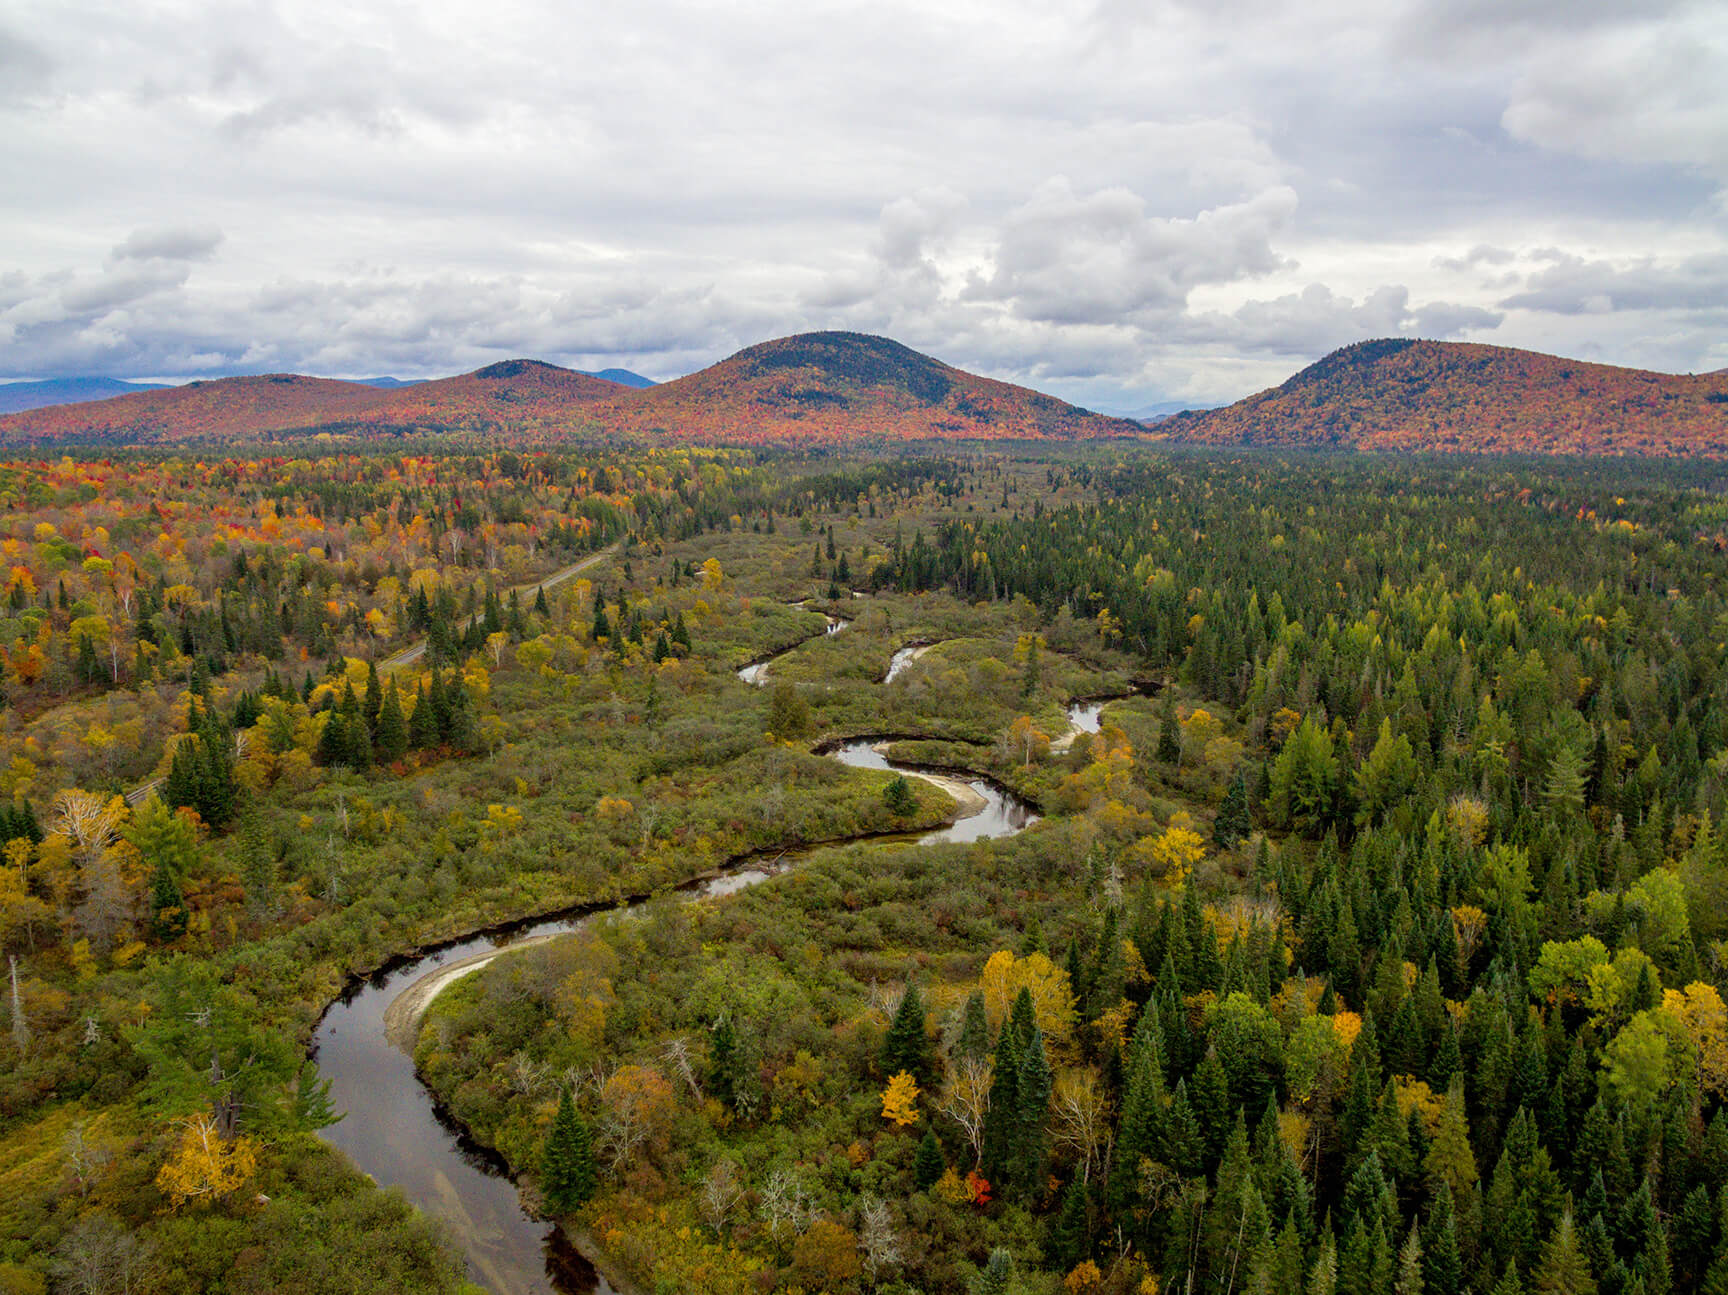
(0, 0, 1721, 404)
(966, 180, 1298, 324)
(112, 227, 225, 263)
(1500, 252, 1728, 315)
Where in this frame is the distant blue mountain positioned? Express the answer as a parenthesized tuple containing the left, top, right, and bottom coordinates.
(0, 377, 169, 414)
(353, 377, 422, 389)
(587, 368, 656, 388)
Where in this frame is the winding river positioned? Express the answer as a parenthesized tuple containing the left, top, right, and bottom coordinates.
(309, 621, 1056, 1295)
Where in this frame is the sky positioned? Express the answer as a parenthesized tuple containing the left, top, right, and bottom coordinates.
(0, 0, 1724, 412)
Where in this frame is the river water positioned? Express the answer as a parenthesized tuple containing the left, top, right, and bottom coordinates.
(310, 654, 1039, 1294)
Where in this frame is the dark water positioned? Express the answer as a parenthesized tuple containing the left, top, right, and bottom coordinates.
(311, 742, 1034, 1294)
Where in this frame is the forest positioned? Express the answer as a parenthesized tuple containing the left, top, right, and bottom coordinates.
(4, 443, 1728, 1295)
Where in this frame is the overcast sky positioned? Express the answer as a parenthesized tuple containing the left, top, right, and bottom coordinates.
(1, 0, 1724, 409)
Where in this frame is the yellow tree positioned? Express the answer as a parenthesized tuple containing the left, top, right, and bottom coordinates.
(1148, 813, 1206, 885)
(1007, 716, 1051, 767)
(980, 950, 1077, 1045)
(1662, 982, 1728, 1095)
(155, 1115, 258, 1209)
(881, 1071, 921, 1126)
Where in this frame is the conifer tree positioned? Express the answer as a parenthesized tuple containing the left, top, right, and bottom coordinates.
(1051, 1177, 1091, 1269)
(913, 1127, 945, 1191)
(881, 983, 931, 1083)
(1215, 770, 1252, 848)
(540, 1087, 596, 1213)
(375, 680, 409, 764)
(1533, 1212, 1596, 1295)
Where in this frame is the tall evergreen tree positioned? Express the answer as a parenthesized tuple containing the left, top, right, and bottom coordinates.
(540, 1087, 596, 1213)
(881, 983, 931, 1083)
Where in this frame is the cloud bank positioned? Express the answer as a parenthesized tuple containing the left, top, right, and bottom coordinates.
(0, 0, 1723, 407)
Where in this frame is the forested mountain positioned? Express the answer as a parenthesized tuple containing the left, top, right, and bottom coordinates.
(0, 334, 1138, 448)
(0, 361, 627, 447)
(1164, 339, 1728, 455)
(583, 331, 1142, 443)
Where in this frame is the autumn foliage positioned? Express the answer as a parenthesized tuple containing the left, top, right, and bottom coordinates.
(1162, 338, 1728, 456)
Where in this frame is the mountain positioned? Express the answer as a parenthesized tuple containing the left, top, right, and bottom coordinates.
(584, 332, 1142, 443)
(0, 360, 626, 447)
(588, 368, 655, 388)
(0, 334, 1137, 447)
(0, 377, 170, 415)
(1162, 339, 1728, 455)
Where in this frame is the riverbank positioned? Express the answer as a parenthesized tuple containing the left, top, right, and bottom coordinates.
(380, 757, 984, 1052)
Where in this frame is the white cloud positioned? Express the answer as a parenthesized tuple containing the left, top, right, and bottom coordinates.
(0, 0, 1721, 405)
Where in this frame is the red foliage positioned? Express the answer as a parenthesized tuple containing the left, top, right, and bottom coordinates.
(1162, 338, 1728, 456)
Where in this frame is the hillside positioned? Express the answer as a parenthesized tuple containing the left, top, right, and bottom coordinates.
(0, 334, 1133, 447)
(0, 360, 626, 447)
(585, 332, 1143, 443)
(1163, 338, 1728, 455)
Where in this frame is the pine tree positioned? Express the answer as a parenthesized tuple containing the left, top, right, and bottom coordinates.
(1012, 1006, 1052, 1203)
(1424, 1180, 1464, 1295)
(913, 1127, 945, 1191)
(1533, 1212, 1597, 1295)
(375, 680, 409, 764)
(957, 991, 990, 1062)
(881, 984, 931, 1083)
(1215, 770, 1252, 848)
(408, 681, 438, 749)
(540, 1087, 596, 1213)
(1051, 1176, 1091, 1268)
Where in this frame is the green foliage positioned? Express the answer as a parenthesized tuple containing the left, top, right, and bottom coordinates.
(539, 1087, 596, 1214)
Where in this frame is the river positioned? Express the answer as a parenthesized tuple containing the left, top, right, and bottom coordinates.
(309, 627, 1044, 1295)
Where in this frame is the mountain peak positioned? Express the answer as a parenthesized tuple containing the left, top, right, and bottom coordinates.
(1165, 339, 1728, 455)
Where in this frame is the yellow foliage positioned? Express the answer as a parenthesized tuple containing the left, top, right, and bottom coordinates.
(1147, 812, 1206, 884)
(154, 1117, 257, 1210)
(933, 1166, 972, 1204)
(1393, 1077, 1445, 1136)
(596, 796, 634, 819)
(1445, 795, 1490, 848)
(1065, 1260, 1105, 1292)
(980, 949, 1077, 1044)
(881, 1071, 920, 1126)
(1662, 982, 1728, 1095)
(1092, 999, 1136, 1054)
(1331, 1011, 1363, 1051)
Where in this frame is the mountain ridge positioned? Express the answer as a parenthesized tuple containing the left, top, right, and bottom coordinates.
(1162, 338, 1728, 455)
(0, 333, 1135, 447)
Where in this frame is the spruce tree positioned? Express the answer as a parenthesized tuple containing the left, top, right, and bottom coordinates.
(540, 1087, 596, 1213)
(1050, 1177, 1091, 1268)
(1215, 771, 1252, 848)
(881, 983, 931, 1083)
(913, 1127, 945, 1191)
(408, 681, 438, 749)
(375, 680, 409, 764)
(1533, 1211, 1596, 1295)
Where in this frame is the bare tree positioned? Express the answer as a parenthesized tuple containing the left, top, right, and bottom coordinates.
(698, 1158, 745, 1237)
(1051, 1067, 1113, 1183)
(661, 1035, 703, 1101)
(9, 955, 28, 1057)
(758, 1168, 815, 1252)
(73, 854, 134, 954)
(50, 1211, 152, 1295)
(937, 1053, 992, 1168)
(858, 1195, 904, 1281)
(63, 1121, 111, 1197)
